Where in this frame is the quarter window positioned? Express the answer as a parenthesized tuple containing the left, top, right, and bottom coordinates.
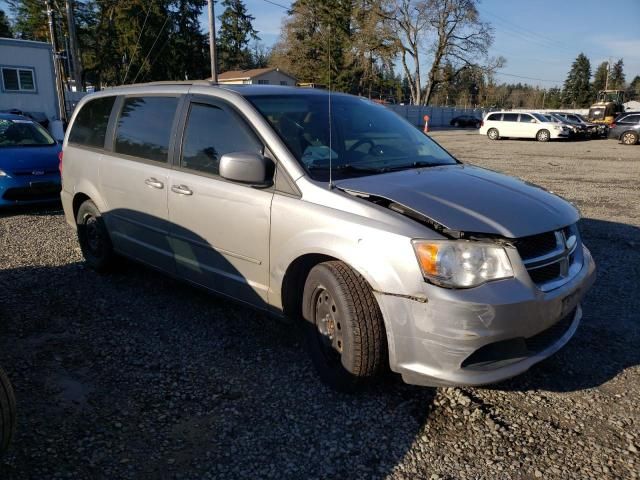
(620, 115, 640, 124)
(1, 67, 36, 92)
(114, 96, 179, 162)
(181, 102, 262, 176)
(487, 113, 501, 121)
(68, 96, 116, 148)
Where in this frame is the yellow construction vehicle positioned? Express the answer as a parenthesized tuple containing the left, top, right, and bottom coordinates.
(588, 90, 625, 124)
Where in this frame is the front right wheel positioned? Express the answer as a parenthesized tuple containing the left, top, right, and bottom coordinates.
(536, 129, 551, 142)
(0, 366, 16, 455)
(621, 131, 639, 145)
(302, 261, 387, 392)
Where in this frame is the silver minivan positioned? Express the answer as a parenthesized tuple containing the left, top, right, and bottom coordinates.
(61, 82, 596, 391)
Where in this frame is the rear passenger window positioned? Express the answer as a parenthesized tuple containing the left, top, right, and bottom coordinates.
(487, 113, 501, 121)
(68, 96, 116, 148)
(503, 113, 518, 122)
(621, 115, 640, 124)
(114, 96, 179, 162)
(519, 114, 534, 123)
(180, 102, 262, 176)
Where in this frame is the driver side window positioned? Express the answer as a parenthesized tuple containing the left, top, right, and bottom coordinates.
(181, 102, 263, 176)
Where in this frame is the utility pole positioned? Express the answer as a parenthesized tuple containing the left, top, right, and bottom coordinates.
(605, 58, 611, 91)
(65, 0, 83, 91)
(45, 0, 67, 121)
(207, 0, 218, 82)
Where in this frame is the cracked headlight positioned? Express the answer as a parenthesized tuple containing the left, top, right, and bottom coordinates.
(412, 240, 513, 288)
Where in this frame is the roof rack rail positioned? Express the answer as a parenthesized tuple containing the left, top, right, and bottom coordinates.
(130, 80, 217, 87)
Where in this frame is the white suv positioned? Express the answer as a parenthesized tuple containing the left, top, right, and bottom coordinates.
(479, 111, 570, 142)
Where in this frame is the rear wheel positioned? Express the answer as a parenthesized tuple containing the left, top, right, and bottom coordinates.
(302, 261, 386, 392)
(621, 131, 639, 145)
(487, 128, 499, 140)
(0, 366, 16, 455)
(536, 129, 551, 142)
(76, 200, 115, 271)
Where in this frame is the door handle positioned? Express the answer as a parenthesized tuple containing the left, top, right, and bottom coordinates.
(144, 177, 164, 189)
(171, 184, 193, 196)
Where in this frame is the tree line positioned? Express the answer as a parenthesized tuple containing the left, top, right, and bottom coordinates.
(1, 1, 638, 108)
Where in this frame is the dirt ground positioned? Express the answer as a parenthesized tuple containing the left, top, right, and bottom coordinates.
(0, 130, 638, 479)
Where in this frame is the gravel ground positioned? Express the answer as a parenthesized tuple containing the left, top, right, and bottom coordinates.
(0, 131, 639, 479)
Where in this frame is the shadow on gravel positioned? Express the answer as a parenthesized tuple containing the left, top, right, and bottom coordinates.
(0, 208, 436, 479)
(0, 202, 62, 218)
(494, 218, 640, 393)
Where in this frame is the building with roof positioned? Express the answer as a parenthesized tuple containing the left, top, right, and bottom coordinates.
(0, 37, 60, 122)
(214, 67, 297, 86)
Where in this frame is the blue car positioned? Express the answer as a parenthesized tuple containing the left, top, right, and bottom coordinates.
(0, 113, 62, 206)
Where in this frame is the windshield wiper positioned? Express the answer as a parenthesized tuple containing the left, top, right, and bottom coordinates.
(380, 161, 449, 172)
(307, 164, 382, 174)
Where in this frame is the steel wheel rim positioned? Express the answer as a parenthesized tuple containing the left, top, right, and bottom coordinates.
(313, 286, 343, 364)
(84, 215, 103, 256)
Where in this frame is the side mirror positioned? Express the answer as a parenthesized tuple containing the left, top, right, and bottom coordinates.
(219, 152, 273, 186)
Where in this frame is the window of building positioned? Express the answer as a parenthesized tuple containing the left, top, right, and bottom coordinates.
(181, 102, 262, 176)
(114, 96, 179, 162)
(257, 80, 269, 85)
(68, 96, 117, 148)
(1, 67, 36, 92)
(280, 81, 288, 86)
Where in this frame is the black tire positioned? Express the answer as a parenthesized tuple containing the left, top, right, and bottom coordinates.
(487, 128, 499, 140)
(453, 121, 460, 128)
(621, 131, 639, 145)
(76, 199, 115, 271)
(0, 366, 16, 455)
(536, 129, 551, 142)
(302, 261, 386, 392)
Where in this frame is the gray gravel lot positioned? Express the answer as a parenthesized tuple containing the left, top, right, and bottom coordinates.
(0, 131, 639, 479)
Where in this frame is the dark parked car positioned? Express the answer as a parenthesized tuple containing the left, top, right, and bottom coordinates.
(0, 366, 16, 454)
(450, 115, 481, 128)
(609, 111, 640, 145)
(550, 112, 605, 138)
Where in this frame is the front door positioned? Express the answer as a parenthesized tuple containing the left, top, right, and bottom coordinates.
(167, 97, 273, 307)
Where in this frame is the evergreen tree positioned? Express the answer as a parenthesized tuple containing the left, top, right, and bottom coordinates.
(628, 75, 640, 100)
(0, 9, 13, 38)
(609, 59, 625, 90)
(545, 87, 563, 109)
(592, 61, 608, 92)
(217, 0, 259, 72)
(7, 0, 49, 40)
(562, 53, 592, 108)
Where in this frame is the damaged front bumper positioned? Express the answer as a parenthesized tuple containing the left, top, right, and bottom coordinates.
(375, 245, 596, 387)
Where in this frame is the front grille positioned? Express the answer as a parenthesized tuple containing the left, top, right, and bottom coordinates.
(2, 183, 61, 201)
(12, 169, 59, 176)
(512, 224, 582, 291)
(461, 308, 577, 370)
(528, 263, 561, 284)
(512, 231, 558, 260)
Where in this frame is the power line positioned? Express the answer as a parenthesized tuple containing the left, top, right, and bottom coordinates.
(131, 13, 170, 84)
(260, 0, 290, 10)
(493, 71, 564, 84)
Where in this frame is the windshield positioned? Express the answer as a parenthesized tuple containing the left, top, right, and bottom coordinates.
(247, 94, 458, 181)
(0, 118, 56, 147)
(532, 113, 548, 122)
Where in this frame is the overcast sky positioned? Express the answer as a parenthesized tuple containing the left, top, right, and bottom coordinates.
(2, 0, 639, 88)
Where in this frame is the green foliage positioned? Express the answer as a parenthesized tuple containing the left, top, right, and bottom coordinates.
(562, 53, 592, 108)
(628, 75, 640, 100)
(0, 9, 13, 38)
(592, 61, 608, 92)
(217, 0, 260, 72)
(609, 59, 625, 90)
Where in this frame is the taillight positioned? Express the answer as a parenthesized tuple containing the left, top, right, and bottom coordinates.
(610, 123, 616, 128)
(480, 120, 484, 127)
(58, 150, 63, 174)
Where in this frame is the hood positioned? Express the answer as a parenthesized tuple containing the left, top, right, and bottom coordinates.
(0, 144, 61, 174)
(335, 164, 579, 238)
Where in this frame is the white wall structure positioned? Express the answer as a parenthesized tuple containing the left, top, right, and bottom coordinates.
(216, 67, 297, 86)
(0, 38, 59, 121)
(387, 105, 490, 128)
